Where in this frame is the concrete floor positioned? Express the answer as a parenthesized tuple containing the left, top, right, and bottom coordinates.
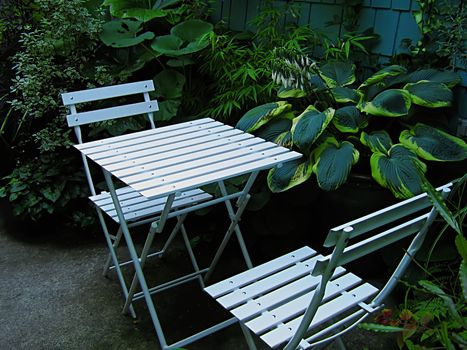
(0, 209, 397, 350)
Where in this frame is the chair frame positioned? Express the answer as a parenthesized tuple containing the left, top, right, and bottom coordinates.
(205, 183, 453, 350)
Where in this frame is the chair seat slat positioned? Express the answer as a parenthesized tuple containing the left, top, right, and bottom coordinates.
(259, 283, 378, 348)
(244, 272, 362, 335)
(205, 246, 316, 298)
(231, 267, 354, 322)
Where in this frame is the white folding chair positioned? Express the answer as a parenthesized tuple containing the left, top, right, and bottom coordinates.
(205, 183, 453, 349)
(61, 80, 212, 318)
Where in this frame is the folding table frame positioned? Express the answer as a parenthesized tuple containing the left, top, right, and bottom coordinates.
(64, 82, 302, 350)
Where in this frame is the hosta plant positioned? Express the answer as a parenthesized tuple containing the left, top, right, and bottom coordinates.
(236, 50, 467, 198)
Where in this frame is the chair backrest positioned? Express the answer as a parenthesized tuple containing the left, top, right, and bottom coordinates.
(284, 183, 453, 350)
(61, 80, 158, 196)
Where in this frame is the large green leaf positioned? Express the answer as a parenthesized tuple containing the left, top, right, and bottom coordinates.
(100, 19, 155, 48)
(153, 69, 185, 99)
(151, 34, 208, 56)
(277, 85, 307, 98)
(154, 99, 180, 121)
(405, 69, 461, 88)
(103, 0, 167, 21)
(370, 144, 426, 199)
(360, 89, 412, 117)
(267, 157, 313, 192)
(399, 123, 467, 161)
(404, 81, 453, 108)
(332, 106, 367, 133)
(320, 61, 356, 88)
(255, 118, 292, 142)
(360, 130, 393, 154)
(275, 131, 293, 148)
(291, 106, 335, 153)
(359, 65, 407, 88)
(170, 19, 213, 42)
(331, 87, 361, 103)
(236, 102, 292, 133)
(312, 137, 359, 191)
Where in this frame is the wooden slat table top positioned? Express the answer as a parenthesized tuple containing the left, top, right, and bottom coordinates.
(76, 118, 302, 199)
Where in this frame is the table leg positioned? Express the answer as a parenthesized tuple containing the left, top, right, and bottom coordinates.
(204, 171, 259, 282)
(103, 169, 172, 349)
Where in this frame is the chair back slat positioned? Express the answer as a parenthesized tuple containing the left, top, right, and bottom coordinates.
(66, 101, 159, 127)
(323, 183, 452, 247)
(61, 80, 154, 105)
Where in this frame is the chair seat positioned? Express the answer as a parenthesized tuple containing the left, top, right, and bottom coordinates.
(205, 246, 379, 348)
(90, 186, 212, 223)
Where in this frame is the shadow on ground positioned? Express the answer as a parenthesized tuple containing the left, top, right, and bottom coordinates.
(0, 202, 397, 350)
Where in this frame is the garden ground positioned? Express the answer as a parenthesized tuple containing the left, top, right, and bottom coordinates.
(0, 201, 396, 350)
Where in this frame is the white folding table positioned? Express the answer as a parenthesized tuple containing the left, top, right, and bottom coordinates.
(75, 117, 302, 349)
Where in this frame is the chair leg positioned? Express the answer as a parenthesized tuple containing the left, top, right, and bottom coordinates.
(334, 336, 346, 350)
(122, 221, 159, 315)
(180, 223, 204, 288)
(103, 226, 123, 277)
(240, 324, 257, 350)
(96, 208, 136, 318)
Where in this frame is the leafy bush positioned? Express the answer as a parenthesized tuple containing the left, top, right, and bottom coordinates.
(0, 0, 114, 224)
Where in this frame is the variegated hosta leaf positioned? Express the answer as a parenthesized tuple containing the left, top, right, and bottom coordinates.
(267, 158, 313, 192)
(360, 89, 412, 117)
(275, 131, 293, 148)
(320, 61, 356, 88)
(255, 118, 292, 142)
(370, 144, 427, 199)
(312, 137, 359, 191)
(291, 106, 335, 153)
(360, 130, 393, 154)
(359, 65, 407, 88)
(405, 69, 461, 88)
(333, 106, 367, 133)
(277, 85, 307, 98)
(399, 123, 467, 161)
(236, 101, 292, 133)
(404, 81, 453, 108)
(331, 87, 361, 103)
(309, 74, 327, 90)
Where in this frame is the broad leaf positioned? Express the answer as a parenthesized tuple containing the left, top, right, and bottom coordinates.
(171, 19, 213, 42)
(399, 123, 467, 161)
(359, 65, 407, 88)
(404, 81, 453, 108)
(277, 85, 307, 98)
(275, 131, 293, 148)
(291, 106, 335, 153)
(154, 99, 180, 121)
(333, 106, 367, 133)
(151, 34, 208, 56)
(255, 118, 292, 142)
(153, 69, 185, 99)
(236, 102, 292, 133)
(370, 144, 426, 199)
(320, 61, 356, 88)
(360, 130, 393, 154)
(100, 19, 155, 48)
(331, 87, 361, 103)
(267, 158, 313, 192)
(166, 56, 194, 67)
(103, 0, 166, 21)
(312, 138, 359, 191)
(308, 74, 327, 90)
(405, 69, 461, 88)
(360, 89, 411, 117)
